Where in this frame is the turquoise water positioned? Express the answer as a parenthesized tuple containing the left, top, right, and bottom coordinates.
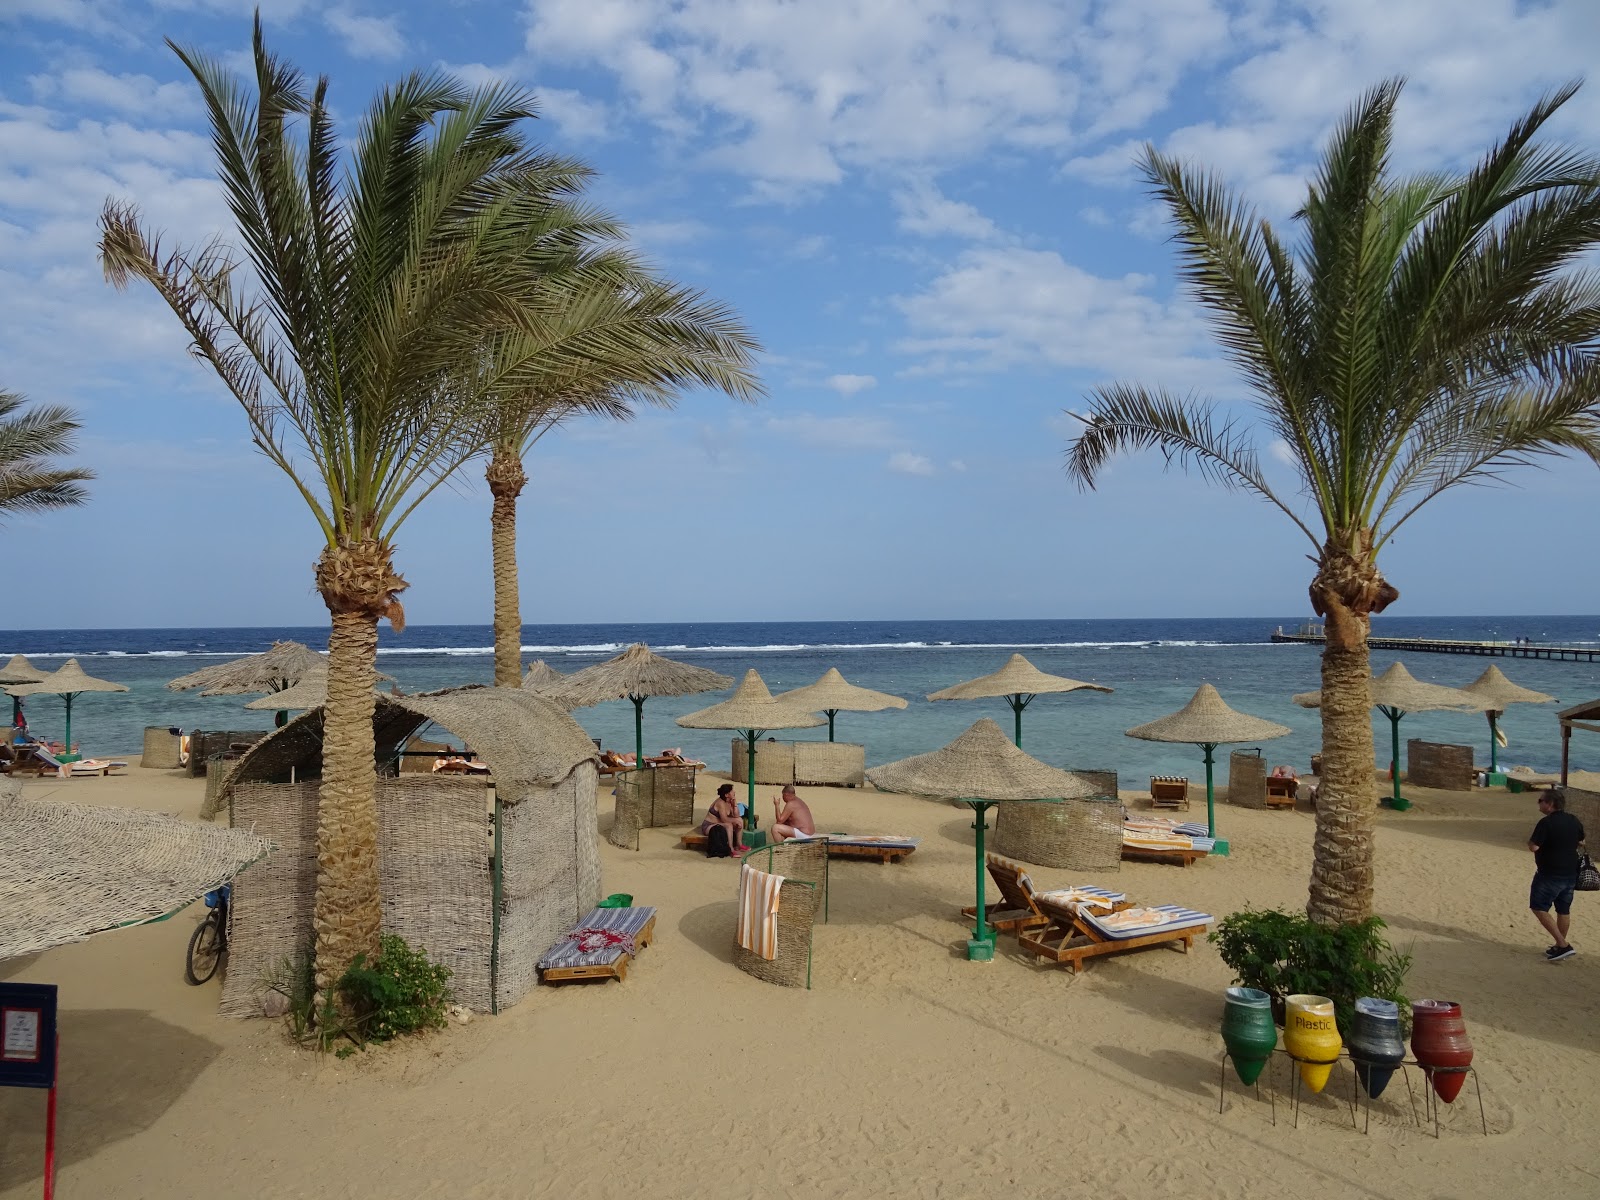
(3, 616, 1596, 779)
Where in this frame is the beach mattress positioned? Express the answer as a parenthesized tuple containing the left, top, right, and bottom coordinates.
(1080, 904, 1212, 940)
(538, 906, 657, 973)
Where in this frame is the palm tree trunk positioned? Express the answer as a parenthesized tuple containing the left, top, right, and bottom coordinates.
(312, 541, 401, 1007)
(487, 451, 527, 688)
(1306, 539, 1396, 925)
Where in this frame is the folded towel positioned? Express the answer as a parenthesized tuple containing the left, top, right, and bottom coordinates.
(1034, 886, 1125, 911)
(736, 864, 786, 961)
(1084, 904, 1213, 939)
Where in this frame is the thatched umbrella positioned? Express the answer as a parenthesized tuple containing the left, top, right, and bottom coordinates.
(0, 654, 44, 727)
(6, 658, 129, 762)
(926, 653, 1112, 747)
(867, 718, 1095, 960)
(1462, 666, 1555, 774)
(551, 643, 733, 766)
(1293, 662, 1485, 810)
(1127, 684, 1289, 851)
(521, 660, 565, 692)
(778, 667, 907, 741)
(676, 669, 822, 829)
(166, 641, 326, 696)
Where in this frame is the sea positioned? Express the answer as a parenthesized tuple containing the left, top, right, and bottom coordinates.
(3, 616, 1597, 780)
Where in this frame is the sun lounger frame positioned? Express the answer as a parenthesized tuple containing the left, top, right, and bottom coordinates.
(538, 909, 657, 985)
(1018, 896, 1208, 974)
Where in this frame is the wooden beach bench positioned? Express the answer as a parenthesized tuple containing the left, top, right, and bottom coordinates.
(958, 854, 1125, 934)
(537, 906, 657, 984)
(680, 831, 916, 863)
(1265, 776, 1298, 808)
(1018, 896, 1211, 974)
(1149, 776, 1190, 810)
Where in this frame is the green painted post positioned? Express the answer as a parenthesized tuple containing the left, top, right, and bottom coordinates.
(1202, 743, 1218, 838)
(632, 694, 645, 766)
(61, 694, 80, 763)
(826, 710, 837, 741)
(967, 800, 996, 960)
(1488, 712, 1500, 773)
(744, 729, 760, 829)
(1381, 707, 1409, 809)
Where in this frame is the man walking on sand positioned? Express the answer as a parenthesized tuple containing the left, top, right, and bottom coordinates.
(1529, 787, 1585, 962)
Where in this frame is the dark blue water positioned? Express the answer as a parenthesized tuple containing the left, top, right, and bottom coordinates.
(4, 616, 1597, 777)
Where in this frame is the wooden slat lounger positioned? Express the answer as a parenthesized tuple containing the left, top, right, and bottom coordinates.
(1018, 898, 1212, 974)
(681, 832, 917, 863)
(959, 854, 1127, 934)
(1149, 776, 1190, 810)
(537, 906, 657, 984)
(1265, 777, 1298, 808)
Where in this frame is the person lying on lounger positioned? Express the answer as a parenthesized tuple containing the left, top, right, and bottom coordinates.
(771, 785, 815, 842)
(701, 783, 748, 856)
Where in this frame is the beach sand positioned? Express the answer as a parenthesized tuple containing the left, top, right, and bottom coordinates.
(3, 761, 1597, 1199)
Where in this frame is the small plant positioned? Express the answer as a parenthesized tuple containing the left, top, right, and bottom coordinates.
(1209, 908, 1412, 1033)
(338, 934, 453, 1044)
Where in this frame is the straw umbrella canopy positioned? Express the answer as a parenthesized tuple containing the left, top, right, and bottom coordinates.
(0, 654, 44, 727)
(551, 643, 734, 766)
(676, 669, 822, 828)
(6, 658, 129, 761)
(1462, 666, 1555, 773)
(926, 653, 1112, 747)
(1126, 684, 1290, 850)
(867, 717, 1095, 959)
(778, 667, 907, 741)
(1293, 662, 1485, 810)
(166, 641, 325, 697)
(521, 660, 565, 692)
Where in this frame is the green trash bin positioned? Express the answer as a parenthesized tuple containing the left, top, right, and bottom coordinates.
(597, 893, 634, 909)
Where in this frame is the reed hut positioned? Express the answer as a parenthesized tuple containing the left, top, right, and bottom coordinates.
(213, 687, 601, 1016)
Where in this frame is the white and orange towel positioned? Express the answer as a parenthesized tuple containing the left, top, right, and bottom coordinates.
(736, 863, 787, 961)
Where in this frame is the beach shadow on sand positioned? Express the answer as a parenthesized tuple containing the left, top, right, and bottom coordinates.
(0, 1008, 221, 1191)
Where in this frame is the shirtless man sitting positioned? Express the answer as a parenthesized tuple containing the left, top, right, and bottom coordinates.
(771, 785, 816, 842)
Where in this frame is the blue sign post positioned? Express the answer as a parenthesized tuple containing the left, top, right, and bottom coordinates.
(1, 982, 60, 1199)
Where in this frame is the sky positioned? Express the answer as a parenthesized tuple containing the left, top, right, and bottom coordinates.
(3, 0, 1600, 630)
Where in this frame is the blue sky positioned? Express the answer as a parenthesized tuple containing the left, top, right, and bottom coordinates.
(3, 1, 1599, 629)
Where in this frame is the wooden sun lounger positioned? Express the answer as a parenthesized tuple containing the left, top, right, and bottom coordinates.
(68, 759, 129, 777)
(959, 854, 1048, 933)
(537, 907, 657, 984)
(1121, 842, 1209, 866)
(1018, 897, 1211, 974)
(680, 831, 915, 862)
(1265, 776, 1298, 808)
(1149, 776, 1190, 810)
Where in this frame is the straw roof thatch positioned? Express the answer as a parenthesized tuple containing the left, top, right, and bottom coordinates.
(0, 783, 274, 959)
(865, 718, 1096, 800)
(522, 660, 565, 690)
(1293, 662, 1487, 713)
(1127, 683, 1290, 745)
(218, 687, 598, 810)
(238, 664, 395, 712)
(5, 657, 128, 697)
(548, 643, 733, 709)
(167, 641, 326, 696)
(0, 654, 44, 685)
(1462, 665, 1555, 712)
(675, 669, 824, 733)
(926, 653, 1113, 702)
(779, 667, 908, 714)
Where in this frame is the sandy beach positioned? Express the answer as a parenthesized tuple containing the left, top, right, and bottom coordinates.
(3, 760, 1598, 1200)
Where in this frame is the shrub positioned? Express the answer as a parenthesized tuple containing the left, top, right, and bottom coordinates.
(1208, 908, 1412, 1033)
(339, 934, 453, 1043)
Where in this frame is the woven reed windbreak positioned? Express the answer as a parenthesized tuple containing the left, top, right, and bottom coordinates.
(609, 772, 645, 850)
(732, 878, 818, 988)
(220, 780, 318, 1018)
(1228, 751, 1267, 809)
(187, 730, 267, 779)
(141, 726, 184, 770)
(749, 839, 829, 921)
(993, 794, 1122, 871)
(0, 788, 273, 960)
(202, 754, 242, 818)
(793, 742, 865, 787)
(497, 763, 603, 1010)
(732, 738, 795, 785)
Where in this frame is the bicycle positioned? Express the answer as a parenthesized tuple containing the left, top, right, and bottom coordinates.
(185, 883, 230, 985)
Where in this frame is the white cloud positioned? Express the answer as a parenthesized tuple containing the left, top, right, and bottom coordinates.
(323, 8, 406, 60)
(892, 180, 1002, 241)
(28, 68, 198, 120)
(1061, 137, 1145, 186)
(894, 246, 1223, 389)
(1267, 438, 1297, 467)
(765, 413, 895, 451)
(887, 450, 934, 476)
(948, 459, 967, 472)
(824, 373, 875, 397)
(535, 86, 614, 141)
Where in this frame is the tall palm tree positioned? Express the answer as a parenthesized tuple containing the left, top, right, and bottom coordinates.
(0, 390, 93, 520)
(100, 19, 623, 999)
(1065, 80, 1600, 925)
(481, 270, 761, 686)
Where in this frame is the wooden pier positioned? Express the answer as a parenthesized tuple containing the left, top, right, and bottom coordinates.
(1271, 627, 1600, 663)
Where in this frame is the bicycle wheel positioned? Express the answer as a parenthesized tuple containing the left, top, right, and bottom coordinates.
(185, 910, 224, 985)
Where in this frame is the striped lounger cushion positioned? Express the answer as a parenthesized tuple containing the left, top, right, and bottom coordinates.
(537, 906, 657, 970)
(1033, 885, 1128, 908)
(1081, 904, 1212, 939)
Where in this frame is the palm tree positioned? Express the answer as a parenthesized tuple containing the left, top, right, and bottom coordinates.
(99, 19, 624, 999)
(1065, 80, 1600, 925)
(0, 390, 93, 520)
(480, 270, 761, 686)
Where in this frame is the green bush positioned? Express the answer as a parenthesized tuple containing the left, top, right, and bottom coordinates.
(338, 934, 453, 1044)
(1208, 908, 1412, 1033)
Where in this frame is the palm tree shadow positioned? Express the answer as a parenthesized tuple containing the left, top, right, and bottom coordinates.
(0, 1008, 221, 1191)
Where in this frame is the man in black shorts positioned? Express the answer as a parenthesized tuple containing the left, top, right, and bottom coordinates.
(1529, 788, 1585, 962)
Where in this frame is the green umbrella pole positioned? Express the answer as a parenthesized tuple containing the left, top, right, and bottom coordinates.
(10, 696, 20, 727)
(1007, 693, 1034, 748)
(967, 800, 996, 960)
(1201, 742, 1227, 856)
(632, 694, 646, 766)
(60, 693, 81, 763)
(1379, 706, 1409, 810)
(826, 710, 837, 742)
(744, 729, 760, 829)
(1488, 711, 1501, 774)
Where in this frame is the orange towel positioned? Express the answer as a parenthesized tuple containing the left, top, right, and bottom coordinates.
(736, 863, 786, 961)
